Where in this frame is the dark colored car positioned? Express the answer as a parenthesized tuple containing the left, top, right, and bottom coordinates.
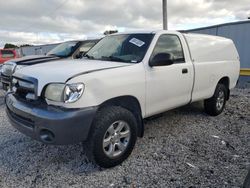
(0, 39, 98, 90)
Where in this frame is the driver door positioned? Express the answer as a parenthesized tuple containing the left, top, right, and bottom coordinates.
(145, 34, 193, 117)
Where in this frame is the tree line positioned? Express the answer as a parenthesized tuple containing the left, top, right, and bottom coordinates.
(3, 43, 33, 49)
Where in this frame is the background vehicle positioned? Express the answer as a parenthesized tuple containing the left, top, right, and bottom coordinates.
(0, 49, 18, 64)
(0, 39, 99, 90)
(5, 31, 240, 168)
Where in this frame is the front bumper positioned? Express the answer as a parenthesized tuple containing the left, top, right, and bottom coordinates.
(5, 93, 97, 145)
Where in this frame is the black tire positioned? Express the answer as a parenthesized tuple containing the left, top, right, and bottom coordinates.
(83, 106, 138, 168)
(204, 83, 227, 116)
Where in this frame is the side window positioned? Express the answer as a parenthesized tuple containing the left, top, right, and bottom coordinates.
(1, 50, 15, 58)
(151, 34, 185, 63)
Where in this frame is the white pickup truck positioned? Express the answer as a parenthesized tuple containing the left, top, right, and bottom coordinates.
(5, 30, 240, 168)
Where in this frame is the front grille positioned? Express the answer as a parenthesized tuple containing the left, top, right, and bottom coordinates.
(12, 77, 37, 101)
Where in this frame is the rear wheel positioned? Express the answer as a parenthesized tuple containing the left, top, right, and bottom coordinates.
(204, 83, 227, 116)
(83, 106, 137, 168)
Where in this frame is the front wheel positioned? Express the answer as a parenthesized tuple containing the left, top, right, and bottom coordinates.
(83, 106, 138, 168)
(204, 83, 227, 116)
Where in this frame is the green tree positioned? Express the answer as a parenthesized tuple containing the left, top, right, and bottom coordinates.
(20, 44, 33, 47)
(4, 43, 18, 49)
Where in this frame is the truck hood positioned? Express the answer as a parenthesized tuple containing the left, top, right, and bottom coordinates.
(14, 59, 129, 94)
(7, 55, 61, 65)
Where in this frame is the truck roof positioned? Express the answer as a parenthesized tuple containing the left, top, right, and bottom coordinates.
(109, 30, 233, 41)
(110, 30, 181, 35)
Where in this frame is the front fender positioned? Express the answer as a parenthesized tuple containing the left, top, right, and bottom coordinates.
(53, 63, 147, 117)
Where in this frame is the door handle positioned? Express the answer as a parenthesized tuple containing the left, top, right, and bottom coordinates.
(182, 68, 188, 74)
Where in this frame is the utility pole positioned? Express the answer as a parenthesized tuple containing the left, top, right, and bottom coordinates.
(162, 0, 168, 30)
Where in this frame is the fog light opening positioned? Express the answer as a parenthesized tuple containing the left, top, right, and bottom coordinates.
(40, 129, 55, 143)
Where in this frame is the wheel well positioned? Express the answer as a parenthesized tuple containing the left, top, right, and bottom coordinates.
(218, 77, 230, 100)
(99, 96, 144, 137)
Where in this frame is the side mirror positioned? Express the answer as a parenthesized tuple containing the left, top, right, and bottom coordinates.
(149, 53, 174, 67)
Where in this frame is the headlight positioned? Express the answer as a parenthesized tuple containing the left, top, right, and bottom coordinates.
(64, 83, 85, 103)
(45, 84, 65, 102)
(45, 83, 84, 103)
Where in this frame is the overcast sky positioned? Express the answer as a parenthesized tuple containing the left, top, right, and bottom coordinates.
(0, 0, 249, 47)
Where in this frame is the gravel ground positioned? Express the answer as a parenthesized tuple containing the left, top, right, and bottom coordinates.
(0, 88, 249, 188)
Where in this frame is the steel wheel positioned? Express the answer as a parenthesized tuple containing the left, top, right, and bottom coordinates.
(103, 120, 131, 158)
(83, 106, 138, 168)
(216, 90, 225, 111)
(204, 83, 227, 116)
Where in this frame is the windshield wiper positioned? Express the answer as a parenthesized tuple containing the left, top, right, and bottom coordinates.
(47, 53, 58, 57)
(47, 54, 65, 58)
(84, 54, 95, 59)
(101, 56, 129, 63)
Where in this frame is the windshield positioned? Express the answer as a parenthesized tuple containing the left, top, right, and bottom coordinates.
(47, 41, 78, 57)
(85, 34, 154, 63)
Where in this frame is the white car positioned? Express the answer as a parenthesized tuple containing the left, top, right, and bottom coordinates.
(5, 30, 240, 168)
